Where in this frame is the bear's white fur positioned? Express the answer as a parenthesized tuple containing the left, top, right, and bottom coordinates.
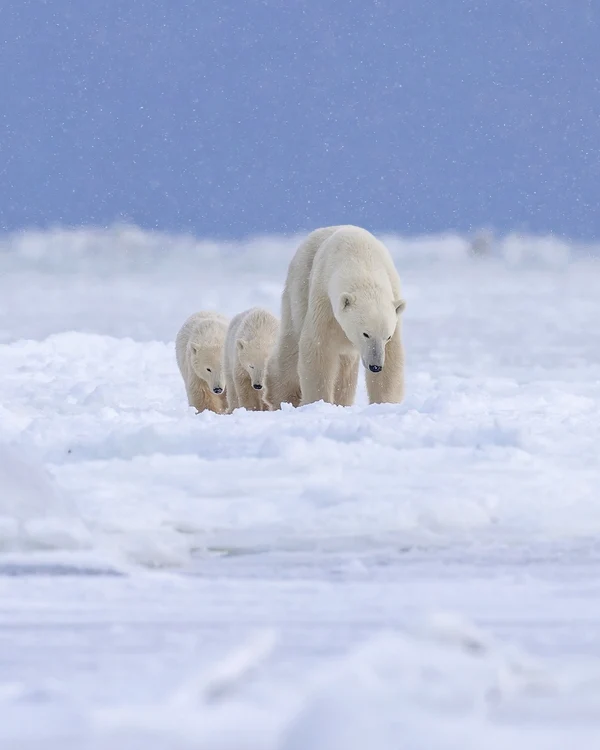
(264, 225, 406, 409)
(223, 307, 279, 412)
(175, 311, 229, 414)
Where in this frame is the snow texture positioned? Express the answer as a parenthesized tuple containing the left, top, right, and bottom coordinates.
(1, 225, 600, 748)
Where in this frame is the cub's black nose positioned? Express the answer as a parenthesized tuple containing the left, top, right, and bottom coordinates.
(213, 387, 223, 394)
(368, 364, 382, 373)
(253, 383, 263, 390)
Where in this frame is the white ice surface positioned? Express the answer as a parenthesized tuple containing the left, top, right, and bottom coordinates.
(1, 225, 600, 747)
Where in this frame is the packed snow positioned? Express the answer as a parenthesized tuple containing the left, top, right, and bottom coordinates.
(1, 225, 600, 748)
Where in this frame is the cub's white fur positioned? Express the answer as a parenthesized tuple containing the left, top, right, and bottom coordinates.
(224, 307, 279, 412)
(175, 311, 229, 413)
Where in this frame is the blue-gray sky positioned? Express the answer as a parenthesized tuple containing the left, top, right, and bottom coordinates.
(1, 0, 599, 239)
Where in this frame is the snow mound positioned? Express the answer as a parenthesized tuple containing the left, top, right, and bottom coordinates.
(0, 442, 120, 574)
(92, 614, 600, 750)
(282, 613, 556, 750)
(0, 442, 92, 554)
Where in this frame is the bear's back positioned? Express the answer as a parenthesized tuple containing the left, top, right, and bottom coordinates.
(314, 225, 400, 298)
(284, 226, 345, 332)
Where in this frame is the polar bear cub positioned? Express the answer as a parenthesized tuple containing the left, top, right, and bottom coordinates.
(223, 307, 279, 412)
(264, 225, 406, 409)
(175, 311, 229, 414)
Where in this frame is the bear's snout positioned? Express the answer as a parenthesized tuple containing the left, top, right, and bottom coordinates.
(368, 364, 382, 373)
(253, 383, 263, 390)
(213, 387, 224, 394)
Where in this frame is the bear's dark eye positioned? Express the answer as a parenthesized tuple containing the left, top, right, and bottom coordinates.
(363, 332, 370, 338)
(206, 368, 212, 373)
(387, 335, 392, 341)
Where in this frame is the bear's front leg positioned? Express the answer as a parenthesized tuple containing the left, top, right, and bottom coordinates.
(334, 353, 360, 406)
(225, 372, 240, 413)
(236, 372, 264, 411)
(206, 390, 228, 414)
(298, 316, 338, 406)
(187, 378, 209, 413)
(365, 328, 405, 404)
(264, 343, 301, 410)
(264, 291, 302, 410)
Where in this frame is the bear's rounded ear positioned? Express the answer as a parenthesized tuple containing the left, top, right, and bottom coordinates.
(340, 293, 355, 311)
(237, 339, 247, 351)
(191, 344, 198, 355)
(394, 299, 406, 315)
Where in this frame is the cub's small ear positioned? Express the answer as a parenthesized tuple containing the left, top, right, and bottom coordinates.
(237, 339, 247, 351)
(394, 299, 406, 315)
(191, 344, 198, 355)
(340, 293, 355, 310)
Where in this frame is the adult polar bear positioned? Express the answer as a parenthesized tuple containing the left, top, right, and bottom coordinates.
(264, 225, 406, 409)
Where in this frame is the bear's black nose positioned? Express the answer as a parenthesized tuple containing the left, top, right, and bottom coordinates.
(368, 364, 382, 373)
(213, 387, 223, 394)
(253, 383, 263, 390)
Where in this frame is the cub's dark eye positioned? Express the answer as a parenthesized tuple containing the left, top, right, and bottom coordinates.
(387, 335, 392, 341)
(206, 368, 212, 373)
(363, 332, 370, 338)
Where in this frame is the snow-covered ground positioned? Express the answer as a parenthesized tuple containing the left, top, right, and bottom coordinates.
(2, 225, 600, 748)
